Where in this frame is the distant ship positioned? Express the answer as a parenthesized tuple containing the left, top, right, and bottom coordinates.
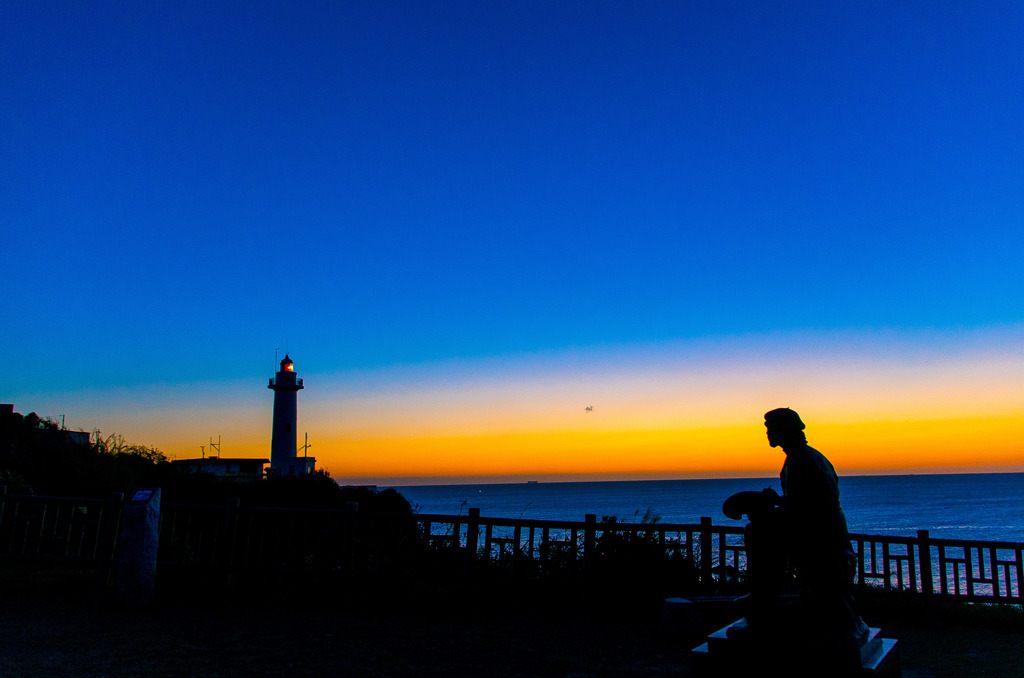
(527, 480, 539, 484)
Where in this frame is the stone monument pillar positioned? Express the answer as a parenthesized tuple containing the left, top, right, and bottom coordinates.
(116, 488, 161, 607)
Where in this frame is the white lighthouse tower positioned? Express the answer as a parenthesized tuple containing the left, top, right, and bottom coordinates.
(268, 354, 314, 476)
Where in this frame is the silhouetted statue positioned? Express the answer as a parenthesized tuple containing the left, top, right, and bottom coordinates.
(723, 408, 868, 671)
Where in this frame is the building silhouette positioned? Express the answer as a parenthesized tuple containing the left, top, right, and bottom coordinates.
(170, 456, 268, 481)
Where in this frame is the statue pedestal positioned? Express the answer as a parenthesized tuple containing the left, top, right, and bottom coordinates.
(691, 618, 900, 677)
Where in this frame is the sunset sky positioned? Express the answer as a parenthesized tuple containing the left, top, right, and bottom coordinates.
(3, 2, 1022, 485)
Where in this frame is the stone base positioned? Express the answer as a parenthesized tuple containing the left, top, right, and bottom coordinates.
(691, 619, 900, 677)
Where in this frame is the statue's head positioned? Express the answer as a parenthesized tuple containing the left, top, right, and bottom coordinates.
(764, 407, 807, 449)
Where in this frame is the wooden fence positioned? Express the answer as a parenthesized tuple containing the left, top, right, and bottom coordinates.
(851, 530, 1024, 603)
(415, 510, 744, 582)
(2, 488, 1022, 604)
(0, 488, 123, 576)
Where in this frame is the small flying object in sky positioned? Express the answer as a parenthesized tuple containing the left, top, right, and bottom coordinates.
(585, 405, 593, 413)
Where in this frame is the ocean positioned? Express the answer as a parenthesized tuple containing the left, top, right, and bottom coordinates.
(391, 473, 1024, 544)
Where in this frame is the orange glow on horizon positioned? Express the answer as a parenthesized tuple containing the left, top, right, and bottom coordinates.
(192, 413, 1024, 485)
(52, 325, 1024, 485)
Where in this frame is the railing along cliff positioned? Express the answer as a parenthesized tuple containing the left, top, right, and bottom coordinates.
(415, 510, 745, 585)
(2, 489, 1022, 604)
(0, 487, 123, 573)
(851, 530, 1024, 603)
(153, 503, 1024, 602)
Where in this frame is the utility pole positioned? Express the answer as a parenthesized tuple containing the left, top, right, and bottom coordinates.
(299, 432, 312, 473)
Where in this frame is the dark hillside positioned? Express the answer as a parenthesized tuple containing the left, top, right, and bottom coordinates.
(0, 407, 409, 513)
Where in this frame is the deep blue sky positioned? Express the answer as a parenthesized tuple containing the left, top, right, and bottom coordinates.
(3, 1, 1022, 399)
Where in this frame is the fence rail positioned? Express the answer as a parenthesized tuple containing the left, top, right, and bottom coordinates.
(2, 488, 1022, 603)
(0, 488, 123, 572)
(851, 530, 1024, 603)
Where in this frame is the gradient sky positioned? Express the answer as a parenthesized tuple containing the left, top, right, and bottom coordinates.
(3, 2, 1022, 485)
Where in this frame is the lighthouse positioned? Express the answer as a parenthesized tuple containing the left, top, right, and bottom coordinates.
(268, 354, 314, 476)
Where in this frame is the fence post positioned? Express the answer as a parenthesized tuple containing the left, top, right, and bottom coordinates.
(343, 502, 359, 572)
(222, 498, 240, 574)
(699, 516, 713, 586)
(464, 508, 480, 573)
(917, 529, 933, 597)
(97, 492, 124, 587)
(583, 514, 597, 576)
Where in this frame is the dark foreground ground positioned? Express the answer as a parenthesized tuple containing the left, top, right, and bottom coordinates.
(2, 568, 1022, 677)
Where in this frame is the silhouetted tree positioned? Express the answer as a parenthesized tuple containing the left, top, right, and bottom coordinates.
(0, 409, 169, 497)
